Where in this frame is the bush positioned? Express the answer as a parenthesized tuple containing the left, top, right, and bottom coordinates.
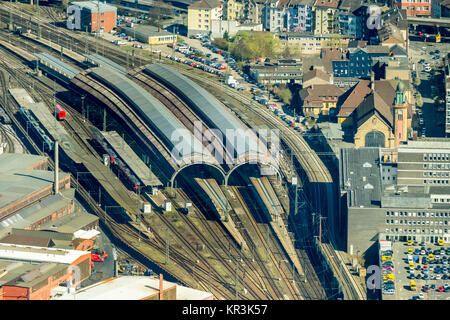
(278, 88, 293, 105)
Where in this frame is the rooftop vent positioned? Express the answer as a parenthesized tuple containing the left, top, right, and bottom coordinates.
(364, 183, 374, 189)
(363, 162, 372, 168)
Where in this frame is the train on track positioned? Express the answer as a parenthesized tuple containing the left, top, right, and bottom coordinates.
(0, 107, 11, 124)
(19, 106, 54, 151)
(55, 104, 66, 121)
(90, 127, 142, 191)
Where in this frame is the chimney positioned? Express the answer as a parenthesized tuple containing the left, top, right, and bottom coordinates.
(371, 71, 375, 90)
(159, 273, 163, 300)
(54, 140, 59, 194)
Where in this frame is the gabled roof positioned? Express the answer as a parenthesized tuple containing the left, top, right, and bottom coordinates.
(365, 45, 391, 55)
(337, 80, 372, 117)
(300, 84, 345, 104)
(314, 0, 339, 8)
(189, 0, 221, 9)
(389, 44, 407, 57)
(356, 91, 393, 128)
(303, 68, 330, 83)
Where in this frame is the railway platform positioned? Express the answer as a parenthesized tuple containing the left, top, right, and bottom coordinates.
(194, 178, 247, 249)
(101, 130, 162, 187)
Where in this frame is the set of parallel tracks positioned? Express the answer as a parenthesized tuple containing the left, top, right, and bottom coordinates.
(0, 5, 339, 299)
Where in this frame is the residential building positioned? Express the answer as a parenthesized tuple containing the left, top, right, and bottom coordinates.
(332, 46, 390, 79)
(432, 0, 450, 18)
(373, 56, 410, 81)
(119, 25, 177, 45)
(337, 0, 363, 39)
(278, 32, 352, 55)
(243, 0, 266, 24)
(313, 0, 339, 35)
(394, 0, 432, 16)
(68, 1, 117, 33)
(287, 0, 314, 32)
(211, 20, 262, 37)
(302, 68, 331, 87)
(299, 83, 345, 117)
(248, 59, 303, 85)
(187, 0, 223, 36)
(339, 146, 450, 261)
(224, 0, 244, 21)
(262, 0, 290, 32)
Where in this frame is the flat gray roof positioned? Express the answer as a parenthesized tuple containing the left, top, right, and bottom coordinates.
(34, 53, 80, 79)
(90, 67, 210, 163)
(101, 131, 162, 186)
(120, 25, 173, 38)
(85, 54, 126, 74)
(144, 64, 263, 160)
(0, 170, 70, 214)
(0, 191, 73, 231)
(0, 153, 47, 173)
(341, 148, 382, 208)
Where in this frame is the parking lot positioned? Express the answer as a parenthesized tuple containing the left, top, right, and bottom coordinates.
(382, 241, 450, 300)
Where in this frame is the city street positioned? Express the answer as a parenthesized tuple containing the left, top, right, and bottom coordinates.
(408, 41, 447, 138)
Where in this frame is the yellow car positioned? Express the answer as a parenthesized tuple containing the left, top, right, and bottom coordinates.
(429, 254, 435, 261)
(382, 255, 392, 261)
(438, 239, 444, 246)
(407, 240, 413, 246)
(410, 280, 416, 291)
(408, 248, 413, 255)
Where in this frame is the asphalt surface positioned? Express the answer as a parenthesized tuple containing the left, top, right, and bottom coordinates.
(408, 40, 447, 138)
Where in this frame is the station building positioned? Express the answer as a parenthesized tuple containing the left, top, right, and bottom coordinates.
(339, 140, 450, 263)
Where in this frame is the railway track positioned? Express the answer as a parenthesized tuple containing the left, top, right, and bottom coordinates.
(0, 47, 245, 300)
(0, 6, 337, 299)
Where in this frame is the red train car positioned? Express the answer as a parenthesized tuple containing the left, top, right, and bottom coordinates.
(55, 104, 66, 121)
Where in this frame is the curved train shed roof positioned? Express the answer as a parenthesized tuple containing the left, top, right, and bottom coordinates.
(35, 52, 80, 79)
(144, 64, 265, 162)
(90, 67, 213, 165)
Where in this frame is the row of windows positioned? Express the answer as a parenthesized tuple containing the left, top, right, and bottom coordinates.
(386, 220, 449, 226)
(386, 211, 450, 217)
(424, 179, 449, 184)
(423, 154, 450, 161)
(423, 171, 450, 177)
(386, 228, 447, 234)
(423, 163, 450, 169)
(432, 198, 450, 203)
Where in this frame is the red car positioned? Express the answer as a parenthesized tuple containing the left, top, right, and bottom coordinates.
(190, 63, 197, 67)
(218, 66, 227, 70)
(91, 249, 107, 262)
(217, 50, 224, 54)
(438, 286, 444, 292)
(418, 31, 423, 36)
(167, 44, 174, 48)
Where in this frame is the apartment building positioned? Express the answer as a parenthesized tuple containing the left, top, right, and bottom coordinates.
(224, 0, 244, 21)
(394, 0, 432, 16)
(278, 32, 352, 55)
(313, 0, 339, 35)
(187, 0, 223, 36)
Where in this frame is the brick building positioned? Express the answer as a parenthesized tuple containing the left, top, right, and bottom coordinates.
(69, 1, 117, 33)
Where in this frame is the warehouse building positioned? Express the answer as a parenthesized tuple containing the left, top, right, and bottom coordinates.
(339, 144, 450, 263)
(0, 243, 92, 300)
(68, 1, 117, 33)
(53, 275, 214, 300)
(0, 154, 70, 220)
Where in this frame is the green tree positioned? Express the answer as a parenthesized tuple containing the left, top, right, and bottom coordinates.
(223, 31, 229, 41)
(416, 93, 423, 108)
(414, 77, 421, 87)
(278, 88, 293, 105)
